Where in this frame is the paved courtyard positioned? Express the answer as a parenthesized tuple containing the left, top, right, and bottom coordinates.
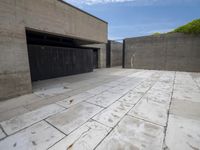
(0, 68, 200, 150)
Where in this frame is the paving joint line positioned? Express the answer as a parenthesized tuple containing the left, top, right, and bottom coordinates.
(44, 119, 68, 136)
(0, 107, 68, 140)
(126, 114, 164, 127)
(93, 72, 163, 150)
(162, 71, 176, 150)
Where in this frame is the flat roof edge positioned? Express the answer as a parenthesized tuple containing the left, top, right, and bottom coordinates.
(57, 0, 108, 24)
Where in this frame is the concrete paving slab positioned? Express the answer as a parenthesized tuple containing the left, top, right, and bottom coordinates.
(23, 94, 69, 111)
(173, 90, 200, 102)
(145, 90, 172, 108)
(193, 76, 200, 88)
(0, 128, 6, 140)
(96, 116, 164, 150)
(0, 106, 29, 122)
(118, 90, 145, 105)
(0, 104, 65, 135)
(165, 115, 200, 150)
(128, 96, 168, 126)
(49, 120, 111, 150)
(0, 94, 41, 113)
(86, 85, 111, 95)
(57, 92, 95, 108)
(132, 73, 162, 93)
(173, 73, 200, 102)
(34, 87, 72, 98)
(93, 101, 133, 127)
(170, 99, 200, 120)
(86, 91, 122, 108)
(46, 102, 103, 135)
(107, 85, 132, 95)
(1, 69, 200, 150)
(0, 121, 65, 150)
(120, 77, 144, 87)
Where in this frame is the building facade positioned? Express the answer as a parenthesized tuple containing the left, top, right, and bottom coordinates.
(0, 0, 108, 100)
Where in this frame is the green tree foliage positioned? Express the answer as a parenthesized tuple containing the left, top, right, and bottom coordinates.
(173, 19, 200, 34)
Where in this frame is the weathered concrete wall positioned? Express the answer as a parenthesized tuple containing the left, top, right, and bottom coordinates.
(109, 41, 123, 67)
(124, 33, 200, 72)
(0, 0, 107, 100)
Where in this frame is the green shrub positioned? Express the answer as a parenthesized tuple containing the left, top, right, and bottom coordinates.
(173, 19, 200, 34)
(153, 32, 161, 35)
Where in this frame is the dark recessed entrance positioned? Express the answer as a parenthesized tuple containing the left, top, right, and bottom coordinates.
(26, 30, 95, 82)
(93, 49, 99, 69)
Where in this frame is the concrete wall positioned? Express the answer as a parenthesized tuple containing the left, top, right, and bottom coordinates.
(109, 41, 123, 67)
(0, 0, 107, 100)
(123, 33, 200, 72)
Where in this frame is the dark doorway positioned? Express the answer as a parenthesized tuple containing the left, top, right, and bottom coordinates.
(93, 49, 99, 69)
(28, 45, 93, 81)
(106, 41, 111, 68)
(26, 30, 94, 82)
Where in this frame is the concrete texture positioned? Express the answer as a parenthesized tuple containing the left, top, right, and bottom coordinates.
(123, 33, 200, 72)
(0, 129, 6, 140)
(0, 121, 65, 150)
(108, 40, 123, 67)
(0, 0, 107, 100)
(46, 102, 103, 135)
(96, 116, 165, 150)
(0, 104, 65, 135)
(49, 120, 111, 150)
(0, 68, 199, 150)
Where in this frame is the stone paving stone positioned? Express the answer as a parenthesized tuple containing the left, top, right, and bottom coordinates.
(46, 102, 103, 135)
(145, 89, 172, 108)
(107, 85, 134, 95)
(0, 128, 6, 140)
(0, 94, 41, 113)
(0, 104, 65, 135)
(128, 73, 174, 126)
(128, 97, 168, 126)
(170, 99, 200, 120)
(86, 91, 122, 108)
(34, 86, 72, 98)
(173, 90, 200, 102)
(104, 80, 121, 87)
(165, 115, 200, 150)
(0, 121, 65, 150)
(173, 72, 200, 102)
(49, 120, 111, 150)
(96, 116, 164, 150)
(93, 101, 133, 127)
(0, 106, 29, 122)
(57, 92, 95, 108)
(118, 91, 145, 105)
(86, 85, 112, 95)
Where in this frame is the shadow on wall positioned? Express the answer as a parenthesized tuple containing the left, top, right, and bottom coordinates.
(106, 40, 123, 68)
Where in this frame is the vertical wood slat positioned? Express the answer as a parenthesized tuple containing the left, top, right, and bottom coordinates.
(28, 45, 94, 81)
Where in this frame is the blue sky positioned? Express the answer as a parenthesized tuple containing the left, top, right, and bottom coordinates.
(65, 0, 200, 40)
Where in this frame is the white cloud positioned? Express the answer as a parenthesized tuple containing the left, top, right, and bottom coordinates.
(65, 0, 137, 5)
(64, 0, 199, 7)
(65, 0, 198, 6)
(84, 0, 136, 5)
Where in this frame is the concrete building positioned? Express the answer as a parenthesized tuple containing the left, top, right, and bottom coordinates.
(0, 0, 108, 100)
(106, 40, 123, 67)
(123, 33, 200, 72)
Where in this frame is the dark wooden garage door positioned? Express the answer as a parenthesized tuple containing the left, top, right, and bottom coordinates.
(28, 45, 94, 81)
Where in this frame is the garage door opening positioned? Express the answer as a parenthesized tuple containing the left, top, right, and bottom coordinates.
(26, 29, 96, 82)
